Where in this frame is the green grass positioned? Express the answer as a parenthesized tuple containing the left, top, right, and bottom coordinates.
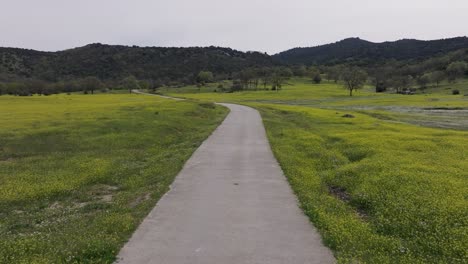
(165, 78, 468, 263)
(0, 94, 228, 263)
(168, 78, 468, 130)
(255, 104, 467, 263)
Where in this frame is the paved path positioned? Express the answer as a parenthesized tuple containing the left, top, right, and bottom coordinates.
(131, 89, 184, 100)
(117, 103, 335, 264)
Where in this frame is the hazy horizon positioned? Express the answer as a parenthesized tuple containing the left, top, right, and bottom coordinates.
(1, 0, 467, 54)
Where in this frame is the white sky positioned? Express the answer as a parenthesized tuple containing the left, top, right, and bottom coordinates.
(1, 0, 467, 54)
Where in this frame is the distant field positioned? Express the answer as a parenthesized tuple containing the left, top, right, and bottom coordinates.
(0, 94, 228, 263)
(166, 79, 468, 263)
(167, 78, 468, 130)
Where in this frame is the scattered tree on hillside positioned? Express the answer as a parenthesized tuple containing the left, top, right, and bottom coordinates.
(82, 77, 103, 94)
(342, 67, 367, 96)
(389, 75, 413, 93)
(325, 65, 342, 83)
(258, 67, 270, 89)
(196, 71, 214, 85)
(122, 75, 140, 93)
(238, 68, 256, 89)
(417, 73, 431, 89)
(446, 61, 467, 83)
(271, 67, 293, 91)
(430, 71, 446, 87)
(138, 80, 150, 91)
(292, 65, 307, 76)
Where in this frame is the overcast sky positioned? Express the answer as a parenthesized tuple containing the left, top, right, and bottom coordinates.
(1, 0, 467, 54)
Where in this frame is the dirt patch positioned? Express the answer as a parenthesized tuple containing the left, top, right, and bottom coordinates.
(328, 185, 369, 220)
(88, 184, 120, 203)
(100, 194, 114, 203)
(48, 201, 63, 210)
(329, 186, 351, 202)
(73, 202, 89, 208)
(342, 114, 355, 118)
(130, 193, 151, 208)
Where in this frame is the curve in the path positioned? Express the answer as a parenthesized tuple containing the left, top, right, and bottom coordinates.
(117, 102, 335, 264)
(131, 89, 184, 100)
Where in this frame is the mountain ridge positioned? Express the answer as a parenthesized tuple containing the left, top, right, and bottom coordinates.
(273, 36, 468, 65)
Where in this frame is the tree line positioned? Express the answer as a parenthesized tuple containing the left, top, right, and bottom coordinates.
(0, 76, 161, 96)
(1, 40, 467, 96)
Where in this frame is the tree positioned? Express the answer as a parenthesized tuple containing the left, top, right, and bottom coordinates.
(25, 79, 47, 95)
(342, 67, 367, 96)
(430, 71, 445, 87)
(312, 73, 322, 84)
(150, 79, 163, 93)
(271, 67, 293, 91)
(446, 61, 467, 83)
(417, 73, 431, 89)
(230, 80, 243, 92)
(325, 66, 341, 83)
(292, 65, 307, 76)
(372, 78, 387, 93)
(122, 75, 140, 93)
(82, 76, 102, 94)
(389, 75, 413, 93)
(238, 69, 256, 89)
(138, 80, 151, 91)
(196, 71, 214, 85)
(258, 67, 271, 89)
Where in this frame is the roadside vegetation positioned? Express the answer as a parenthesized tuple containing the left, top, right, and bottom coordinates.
(257, 104, 467, 263)
(166, 78, 468, 263)
(0, 94, 228, 263)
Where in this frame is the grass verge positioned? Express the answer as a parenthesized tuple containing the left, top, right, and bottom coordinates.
(0, 94, 228, 263)
(253, 103, 467, 263)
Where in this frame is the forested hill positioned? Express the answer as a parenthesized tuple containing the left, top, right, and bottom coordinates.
(0, 44, 273, 82)
(273, 37, 468, 65)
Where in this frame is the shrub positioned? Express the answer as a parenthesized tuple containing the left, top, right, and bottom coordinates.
(313, 74, 322, 84)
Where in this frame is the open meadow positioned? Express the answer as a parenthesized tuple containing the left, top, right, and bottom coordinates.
(0, 94, 228, 263)
(165, 79, 468, 263)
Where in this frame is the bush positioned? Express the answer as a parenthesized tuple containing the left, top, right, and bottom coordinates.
(313, 74, 322, 84)
(375, 81, 386, 93)
(452, 89, 460, 95)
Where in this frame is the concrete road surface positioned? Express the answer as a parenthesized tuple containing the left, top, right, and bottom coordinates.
(116, 103, 335, 264)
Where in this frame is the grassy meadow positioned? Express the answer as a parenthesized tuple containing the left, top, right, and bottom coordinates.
(165, 78, 468, 263)
(0, 94, 228, 263)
